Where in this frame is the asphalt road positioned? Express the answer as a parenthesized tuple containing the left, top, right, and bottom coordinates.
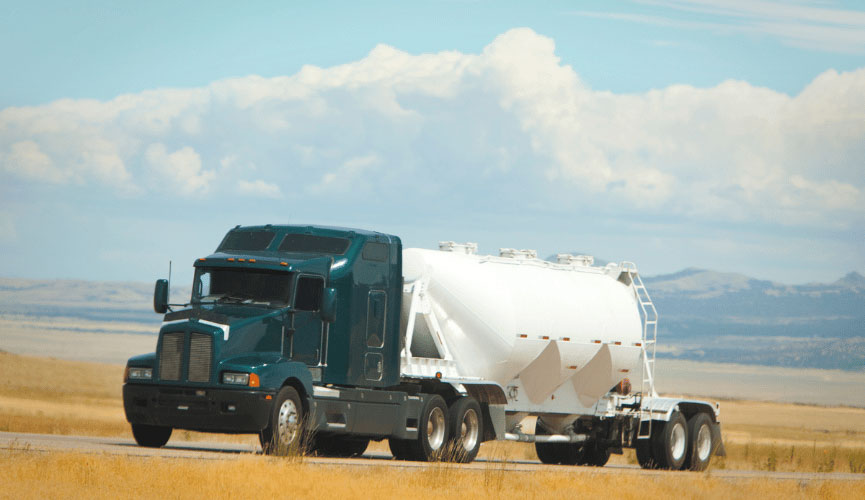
(2, 431, 863, 483)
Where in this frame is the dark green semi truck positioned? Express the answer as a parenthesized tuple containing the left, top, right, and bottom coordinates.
(123, 224, 724, 468)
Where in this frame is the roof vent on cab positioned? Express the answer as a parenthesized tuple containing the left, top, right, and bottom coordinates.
(439, 241, 478, 255)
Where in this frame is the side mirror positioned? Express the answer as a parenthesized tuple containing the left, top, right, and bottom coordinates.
(321, 287, 337, 323)
(154, 279, 169, 314)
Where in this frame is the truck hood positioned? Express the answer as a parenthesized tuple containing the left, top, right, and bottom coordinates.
(162, 306, 285, 356)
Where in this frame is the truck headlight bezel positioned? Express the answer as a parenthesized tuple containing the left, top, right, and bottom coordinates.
(126, 367, 153, 380)
(223, 372, 250, 386)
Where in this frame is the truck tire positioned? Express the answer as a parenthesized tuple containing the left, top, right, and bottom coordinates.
(635, 438, 657, 469)
(262, 386, 305, 456)
(684, 412, 713, 471)
(652, 411, 688, 470)
(579, 443, 611, 467)
(405, 394, 449, 461)
(312, 434, 369, 458)
(389, 438, 412, 460)
(447, 396, 482, 463)
(131, 424, 172, 448)
(534, 419, 582, 465)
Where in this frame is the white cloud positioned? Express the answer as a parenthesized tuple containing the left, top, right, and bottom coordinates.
(0, 28, 863, 227)
(144, 144, 214, 196)
(309, 154, 381, 194)
(593, 0, 865, 53)
(238, 179, 282, 199)
(1, 140, 68, 183)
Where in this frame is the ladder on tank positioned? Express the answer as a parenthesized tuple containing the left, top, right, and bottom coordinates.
(621, 262, 658, 439)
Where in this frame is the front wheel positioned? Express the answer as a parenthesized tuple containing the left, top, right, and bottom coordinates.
(262, 386, 305, 456)
(131, 423, 172, 448)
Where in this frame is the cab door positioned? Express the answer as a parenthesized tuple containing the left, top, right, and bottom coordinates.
(288, 275, 325, 365)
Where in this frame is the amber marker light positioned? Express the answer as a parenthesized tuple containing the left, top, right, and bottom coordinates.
(280, 262, 288, 267)
(249, 373, 260, 387)
(198, 258, 206, 262)
(238, 258, 246, 262)
(227, 258, 235, 262)
(435, 372, 442, 379)
(249, 259, 256, 263)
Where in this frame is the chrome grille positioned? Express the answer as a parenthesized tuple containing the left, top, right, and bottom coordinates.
(188, 333, 213, 383)
(159, 332, 184, 381)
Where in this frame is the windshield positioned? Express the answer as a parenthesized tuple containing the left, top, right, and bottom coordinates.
(192, 268, 292, 307)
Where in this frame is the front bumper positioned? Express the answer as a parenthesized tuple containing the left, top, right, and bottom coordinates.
(123, 383, 275, 433)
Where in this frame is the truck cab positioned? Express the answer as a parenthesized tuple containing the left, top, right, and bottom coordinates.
(123, 225, 405, 453)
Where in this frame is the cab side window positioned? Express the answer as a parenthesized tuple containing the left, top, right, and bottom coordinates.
(362, 242, 388, 262)
(295, 276, 324, 311)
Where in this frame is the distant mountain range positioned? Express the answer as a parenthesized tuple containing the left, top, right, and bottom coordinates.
(1, 268, 863, 371)
(642, 269, 865, 371)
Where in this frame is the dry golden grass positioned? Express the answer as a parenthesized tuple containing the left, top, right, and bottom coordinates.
(1, 450, 863, 500)
(2, 351, 865, 473)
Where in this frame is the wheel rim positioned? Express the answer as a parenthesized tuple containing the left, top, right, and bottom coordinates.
(696, 423, 712, 461)
(670, 421, 686, 461)
(427, 406, 446, 450)
(460, 408, 479, 452)
(277, 399, 299, 447)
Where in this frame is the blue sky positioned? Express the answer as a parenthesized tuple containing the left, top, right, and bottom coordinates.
(1, 0, 864, 287)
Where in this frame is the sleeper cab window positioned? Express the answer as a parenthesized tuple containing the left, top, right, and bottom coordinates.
(295, 276, 324, 311)
(362, 242, 388, 262)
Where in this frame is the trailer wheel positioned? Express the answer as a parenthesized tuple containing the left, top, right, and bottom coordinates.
(652, 411, 688, 470)
(405, 394, 449, 461)
(534, 419, 582, 465)
(685, 413, 713, 471)
(447, 397, 482, 463)
(131, 424, 172, 448)
(388, 438, 412, 460)
(579, 443, 611, 467)
(635, 438, 657, 469)
(263, 386, 305, 456)
(312, 434, 369, 458)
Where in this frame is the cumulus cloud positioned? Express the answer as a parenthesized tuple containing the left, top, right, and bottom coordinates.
(144, 144, 214, 196)
(238, 179, 282, 199)
(0, 28, 863, 226)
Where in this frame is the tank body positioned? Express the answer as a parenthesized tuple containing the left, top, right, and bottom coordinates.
(402, 248, 644, 406)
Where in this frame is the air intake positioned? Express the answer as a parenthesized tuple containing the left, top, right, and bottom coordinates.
(159, 332, 184, 381)
(188, 333, 213, 383)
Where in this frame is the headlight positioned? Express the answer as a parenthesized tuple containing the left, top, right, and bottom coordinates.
(223, 372, 250, 385)
(126, 367, 153, 380)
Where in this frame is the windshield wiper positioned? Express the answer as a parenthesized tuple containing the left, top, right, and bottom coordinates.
(217, 293, 255, 304)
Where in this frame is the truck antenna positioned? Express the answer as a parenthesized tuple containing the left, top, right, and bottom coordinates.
(167, 260, 172, 305)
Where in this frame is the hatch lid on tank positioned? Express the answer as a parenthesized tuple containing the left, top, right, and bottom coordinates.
(439, 241, 478, 255)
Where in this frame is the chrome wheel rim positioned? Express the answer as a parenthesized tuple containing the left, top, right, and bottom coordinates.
(277, 399, 299, 447)
(671, 422, 686, 461)
(696, 423, 712, 461)
(460, 409, 479, 452)
(427, 406, 446, 451)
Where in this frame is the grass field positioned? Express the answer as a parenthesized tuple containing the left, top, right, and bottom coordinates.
(2, 351, 865, 473)
(1, 450, 863, 500)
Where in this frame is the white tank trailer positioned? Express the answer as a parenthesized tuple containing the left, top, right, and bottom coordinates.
(398, 242, 724, 470)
